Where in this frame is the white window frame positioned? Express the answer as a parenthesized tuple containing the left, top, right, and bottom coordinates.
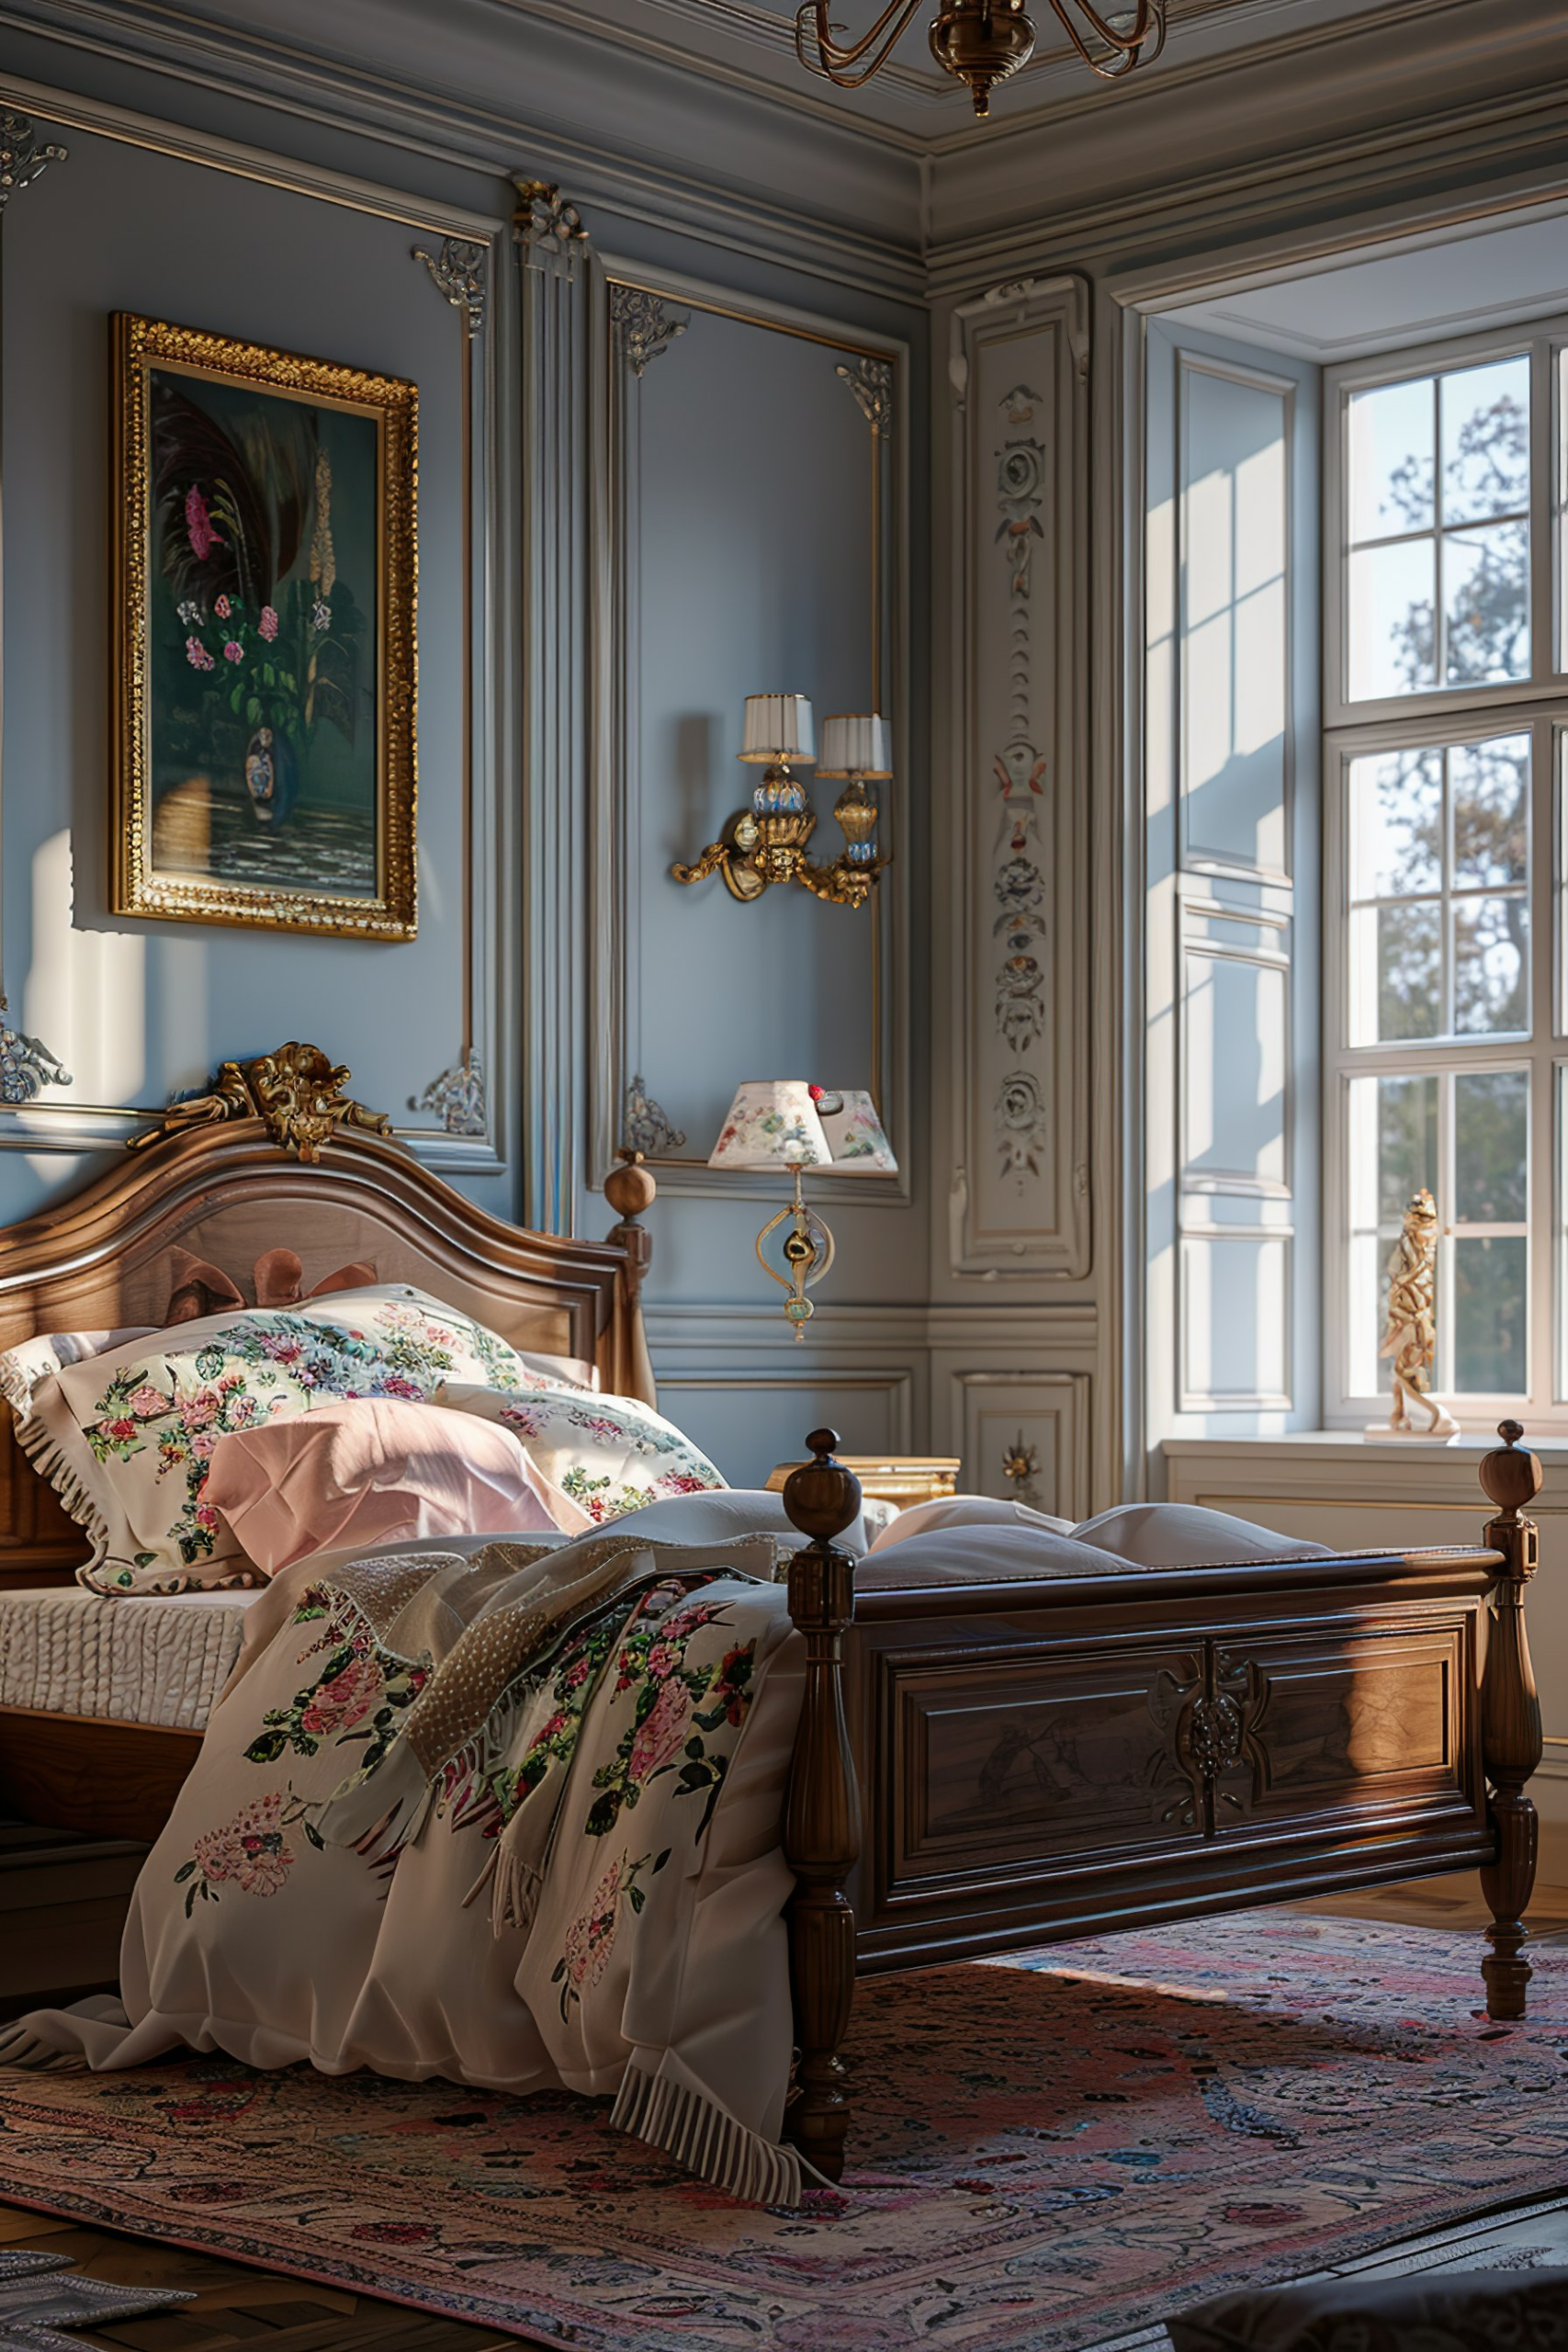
(1324, 317, 1568, 1430)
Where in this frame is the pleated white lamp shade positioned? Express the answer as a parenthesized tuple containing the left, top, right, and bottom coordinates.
(818, 714, 892, 778)
(739, 694, 815, 764)
(709, 1080, 833, 1169)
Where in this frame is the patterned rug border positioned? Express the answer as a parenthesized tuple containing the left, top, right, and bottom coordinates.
(9, 2157, 1568, 2351)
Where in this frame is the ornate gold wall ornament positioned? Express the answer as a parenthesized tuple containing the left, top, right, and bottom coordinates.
(835, 356, 894, 436)
(1000, 1431, 1043, 1507)
(412, 236, 489, 340)
(512, 178, 590, 277)
(410, 1051, 488, 1138)
(129, 1042, 392, 1162)
(610, 286, 688, 380)
(1375, 1187, 1461, 1440)
(795, 0, 1164, 118)
(0, 112, 66, 209)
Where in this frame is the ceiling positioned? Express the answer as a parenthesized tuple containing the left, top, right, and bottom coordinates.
(1166, 204, 1568, 360)
(490, 0, 1396, 140)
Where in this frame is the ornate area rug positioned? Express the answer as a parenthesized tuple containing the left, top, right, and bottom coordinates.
(2, 1911, 1566, 2351)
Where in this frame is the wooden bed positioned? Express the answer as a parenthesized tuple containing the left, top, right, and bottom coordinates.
(0, 1043, 1545, 2188)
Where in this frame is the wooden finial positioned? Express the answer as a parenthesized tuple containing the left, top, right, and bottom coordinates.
(604, 1145, 657, 1224)
(784, 1429, 863, 1547)
(1480, 1419, 1543, 1521)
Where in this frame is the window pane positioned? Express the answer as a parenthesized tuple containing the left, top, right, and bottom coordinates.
(1452, 733, 1529, 888)
(1375, 1072, 1439, 1221)
(1453, 896, 1528, 1034)
(1348, 746, 1442, 899)
(1440, 356, 1529, 526)
(1376, 901, 1442, 1039)
(1444, 521, 1529, 685)
(1454, 1069, 1528, 1223)
(1348, 376, 1433, 538)
(1348, 538, 1435, 698)
(1453, 1235, 1527, 1392)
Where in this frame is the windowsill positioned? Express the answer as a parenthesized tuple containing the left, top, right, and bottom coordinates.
(1164, 1428, 1568, 1454)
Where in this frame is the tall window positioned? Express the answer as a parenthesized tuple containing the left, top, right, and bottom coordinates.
(1325, 329, 1565, 1423)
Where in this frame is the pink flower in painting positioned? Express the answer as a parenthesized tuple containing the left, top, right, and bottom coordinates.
(563, 1859, 621, 1989)
(104, 1417, 137, 1443)
(194, 1503, 220, 1533)
(299, 1653, 383, 1736)
(188, 1429, 220, 1461)
(222, 640, 244, 665)
(259, 605, 279, 641)
(214, 594, 232, 619)
(127, 1383, 166, 1419)
(185, 637, 215, 673)
(627, 1677, 691, 1782)
(185, 485, 223, 560)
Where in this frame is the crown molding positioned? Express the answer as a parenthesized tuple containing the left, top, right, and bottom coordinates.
(0, 0, 930, 296)
(926, 0, 1568, 283)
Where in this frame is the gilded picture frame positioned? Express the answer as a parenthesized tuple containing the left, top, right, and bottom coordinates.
(112, 313, 418, 939)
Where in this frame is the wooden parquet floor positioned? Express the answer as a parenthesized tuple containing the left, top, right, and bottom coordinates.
(0, 2203, 525, 2350)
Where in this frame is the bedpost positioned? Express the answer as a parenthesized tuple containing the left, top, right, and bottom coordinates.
(603, 1148, 658, 1410)
(1479, 1419, 1544, 2021)
(781, 1428, 863, 2184)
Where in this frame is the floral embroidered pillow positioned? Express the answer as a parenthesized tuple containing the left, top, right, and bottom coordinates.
(17, 1286, 551, 1596)
(435, 1382, 726, 1528)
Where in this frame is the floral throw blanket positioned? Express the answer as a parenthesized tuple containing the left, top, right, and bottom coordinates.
(0, 1532, 810, 2205)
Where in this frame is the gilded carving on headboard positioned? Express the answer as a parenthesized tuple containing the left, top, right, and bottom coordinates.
(129, 1043, 392, 1164)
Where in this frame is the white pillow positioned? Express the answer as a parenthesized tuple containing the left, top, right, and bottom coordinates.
(868, 1494, 1074, 1551)
(436, 1381, 726, 1529)
(0, 1328, 159, 1411)
(605, 1486, 871, 1558)
(1070, 1502, 1332, 1566)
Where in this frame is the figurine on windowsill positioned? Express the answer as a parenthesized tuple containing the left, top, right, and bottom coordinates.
(1369, 1186, 1460, 1443)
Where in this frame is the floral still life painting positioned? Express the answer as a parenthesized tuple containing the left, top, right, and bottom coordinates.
(112, 314, 417, 938)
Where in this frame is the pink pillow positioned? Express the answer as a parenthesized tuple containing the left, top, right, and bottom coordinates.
(204, 1397, 591, 1577)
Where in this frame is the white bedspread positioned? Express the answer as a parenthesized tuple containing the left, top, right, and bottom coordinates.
(0, 1586, 256, 1729)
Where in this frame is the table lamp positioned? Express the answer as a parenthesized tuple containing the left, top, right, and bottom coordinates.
(709, 1080, 897, 1338)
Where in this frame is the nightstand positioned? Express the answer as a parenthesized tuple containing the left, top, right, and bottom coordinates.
(765, 1455, 961, 1510)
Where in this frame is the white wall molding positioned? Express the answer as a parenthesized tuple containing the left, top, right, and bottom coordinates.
(939, 274, 1090, 1285)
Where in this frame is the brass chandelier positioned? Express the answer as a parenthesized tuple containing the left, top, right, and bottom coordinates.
(796, 0, 1165, 117)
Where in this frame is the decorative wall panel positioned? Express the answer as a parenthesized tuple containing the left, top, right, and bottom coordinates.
(948, 277, 1089, 1279)
(945, 1368, 1091, 1517)
(589, 258, 910, 1215)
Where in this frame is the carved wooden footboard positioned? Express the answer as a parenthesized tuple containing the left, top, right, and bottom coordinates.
(778, 1425, 1545, 2183)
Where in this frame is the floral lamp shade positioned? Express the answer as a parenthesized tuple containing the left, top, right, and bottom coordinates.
(708, 1081, 833, 1170)
(817, 1089, 897, 1174)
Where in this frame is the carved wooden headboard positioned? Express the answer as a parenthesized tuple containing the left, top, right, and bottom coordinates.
(0, 1046, 654, 1588)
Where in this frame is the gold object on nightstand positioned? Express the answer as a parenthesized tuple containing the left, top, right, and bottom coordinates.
(766, 1455, 960, 1510)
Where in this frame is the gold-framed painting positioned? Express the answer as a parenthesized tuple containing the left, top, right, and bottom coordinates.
(111, 313, 418, 939)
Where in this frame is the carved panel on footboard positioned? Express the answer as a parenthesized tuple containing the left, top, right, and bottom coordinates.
(849, 1585, 1490, 1972)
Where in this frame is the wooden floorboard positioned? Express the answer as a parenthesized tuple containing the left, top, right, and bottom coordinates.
(0, 2208, 528, 2349)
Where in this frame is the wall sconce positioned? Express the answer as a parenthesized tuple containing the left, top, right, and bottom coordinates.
(709, 1079, 898, 1340)
(672, 695, 892, 910)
